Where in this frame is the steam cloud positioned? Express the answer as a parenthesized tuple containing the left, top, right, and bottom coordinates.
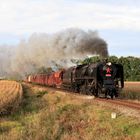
(0, 28, 108, 79)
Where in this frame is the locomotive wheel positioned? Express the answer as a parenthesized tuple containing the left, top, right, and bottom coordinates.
(71, 86, 77, 93)
(93, 88, 98, 97)
(80, 85, 86, 94)
(97, 88, 102, 97)
(111, 94, 114, 99)
(69, 83, 77, 93)
(109, 90, 114, 99)
(86, 87, 93, 95)
(80, 85, 93, 95)
(115, 92, 118, 97)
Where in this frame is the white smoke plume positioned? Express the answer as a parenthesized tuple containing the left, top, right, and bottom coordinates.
(0, 45, 16, 78)
(0, 28, 108, 79)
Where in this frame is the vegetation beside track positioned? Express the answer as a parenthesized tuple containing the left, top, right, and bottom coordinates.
(120, 82, 140, 100)
(0, 83, 139, 140)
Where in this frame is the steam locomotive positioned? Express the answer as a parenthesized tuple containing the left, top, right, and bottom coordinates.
(26, 61, 124, 99)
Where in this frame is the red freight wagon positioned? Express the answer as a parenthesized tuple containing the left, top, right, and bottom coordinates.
(33, 75, 38, 83)
(41, 74, 47, 85)
(53, 70, 63, 88)
(31, 75, 37, 83)
(44, 75, 49, 85)
(26, 70, 63, 88)
(47, 73, 55, 87)
(35, 74, 46, 85)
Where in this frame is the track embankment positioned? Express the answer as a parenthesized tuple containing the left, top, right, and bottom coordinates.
(95, 98, 140, 111)
(23, 82, 140, 119)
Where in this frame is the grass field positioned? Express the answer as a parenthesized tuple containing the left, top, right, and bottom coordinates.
(0, 83, 139, 140)
(0, 80, 23, 114)
(121, 82, 140, 100)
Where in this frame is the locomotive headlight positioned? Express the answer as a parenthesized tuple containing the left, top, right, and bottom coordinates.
(107, 62, 112, 66)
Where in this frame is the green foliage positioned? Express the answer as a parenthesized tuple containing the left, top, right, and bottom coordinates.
(82, 56, 101, 64)
(82, 56, 140, 81)
(36, 91, 48, 97)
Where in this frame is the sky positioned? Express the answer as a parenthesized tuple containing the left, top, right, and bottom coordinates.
(0, 0, 140, 57)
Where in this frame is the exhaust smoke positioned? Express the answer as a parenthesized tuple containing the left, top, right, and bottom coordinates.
(0, 28, 108, 79)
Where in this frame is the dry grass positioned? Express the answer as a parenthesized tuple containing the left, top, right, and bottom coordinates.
(120, 82, 140, 100)
(0, 83, 139, 140)
(42, 91, 140, 140)
(124, 82, 140, 92)
(0, 80, 23, 114)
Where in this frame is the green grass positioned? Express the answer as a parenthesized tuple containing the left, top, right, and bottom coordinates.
(36, 91, 48, 97)
(0, 84, 47, 140)
(0, 84, 140, 140)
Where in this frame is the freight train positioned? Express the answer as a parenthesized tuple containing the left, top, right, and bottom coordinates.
(26, 61, 124, 99)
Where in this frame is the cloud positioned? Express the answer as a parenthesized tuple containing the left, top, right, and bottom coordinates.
(0, 0, 140, 36)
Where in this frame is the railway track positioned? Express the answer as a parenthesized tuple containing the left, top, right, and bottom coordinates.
(23, 82, 140, 111)
(95, 98, 140, 111)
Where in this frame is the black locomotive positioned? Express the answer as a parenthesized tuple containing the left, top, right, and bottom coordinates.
(62, 61, 124, 99)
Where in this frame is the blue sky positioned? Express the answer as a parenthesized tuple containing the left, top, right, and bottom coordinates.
(0, 0, 140, 57)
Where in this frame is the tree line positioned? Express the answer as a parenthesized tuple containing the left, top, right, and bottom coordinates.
(82, 56, 140, 81)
